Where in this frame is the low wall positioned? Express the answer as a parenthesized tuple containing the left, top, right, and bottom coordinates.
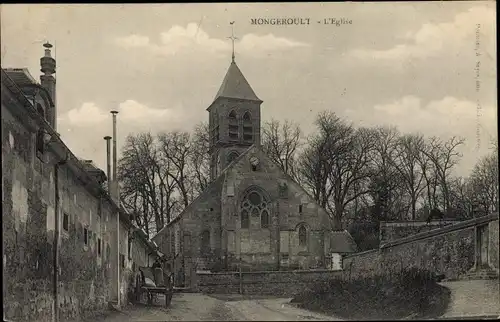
(343, 215, 499, 281)
(489, 220, 499, 273)
(196, 269, 342, 296)
(379, 220, 461, 244)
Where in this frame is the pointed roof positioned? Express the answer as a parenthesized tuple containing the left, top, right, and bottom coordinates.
(213, 61, 262, 103)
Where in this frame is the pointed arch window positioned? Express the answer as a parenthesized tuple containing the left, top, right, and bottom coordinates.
(36, 103, 45, 120)
(201, 230, 210, 254)
(212, 111, 220, 145)
(36, 129, 45, 155)
(228, 110, 239, 140)
(240, 188, 270, 229)
(242, 112, 253, 142)
(298, 225, 307, 247)
(261, 210, 269, 228)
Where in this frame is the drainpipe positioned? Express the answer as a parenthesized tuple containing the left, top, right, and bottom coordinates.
(111, 110, 120, 306)
(53, 162, 60, 322)
(104, 136, 111, 191)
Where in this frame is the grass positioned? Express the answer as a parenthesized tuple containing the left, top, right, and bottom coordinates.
(291, 267, 452, 320)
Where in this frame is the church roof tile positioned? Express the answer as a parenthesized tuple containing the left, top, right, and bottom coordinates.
(213, 62, 261, 103)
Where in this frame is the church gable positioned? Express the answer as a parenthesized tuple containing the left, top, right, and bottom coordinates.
(221, 145, 331, 232)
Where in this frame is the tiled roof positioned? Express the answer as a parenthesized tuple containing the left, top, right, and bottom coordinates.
(213, 61, 261, 102)
(3, 68, 37, 87)
(331, 230, 358, 253)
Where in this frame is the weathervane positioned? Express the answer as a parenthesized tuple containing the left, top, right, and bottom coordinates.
(227, 21, 238, 63)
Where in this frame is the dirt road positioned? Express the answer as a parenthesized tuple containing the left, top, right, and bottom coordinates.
(95, 293, 340, 321)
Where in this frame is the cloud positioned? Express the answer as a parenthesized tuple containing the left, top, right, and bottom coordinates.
(65, 102, 108, 126)
(344, 95, 497, 175)
(348, 6, 495, 61)
(59, 100, 182, 127)
(57, 99, 190, 172)
(115, 34, 150, 48)
(118, 99, 178, 122)
(239, 33, 309, 53)
(114, 23, 310, 58)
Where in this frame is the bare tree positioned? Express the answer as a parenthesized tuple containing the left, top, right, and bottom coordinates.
(262, 119, 302, 180)
(420, 136, 465, 212)
(158, 131, 192, 208)
(393, 134, 427, 220)
(190, 122, 211, 195)
(367, 126, 406, 220)
(298, 111, 373, 229)
(448, 176, 473, 219)
(468, 150, 499, 216)
(118, 133, 162, 236)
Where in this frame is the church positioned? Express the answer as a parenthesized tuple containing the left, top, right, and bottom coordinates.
(152, 51, 357, 287)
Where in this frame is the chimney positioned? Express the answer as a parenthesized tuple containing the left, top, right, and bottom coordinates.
(40, 42, 57, 130)
(104, 136, 112, 191)
(110, 111, 119, 202)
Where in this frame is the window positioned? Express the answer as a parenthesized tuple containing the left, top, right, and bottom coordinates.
(120, 254, 125, 268)
(227, 151, 239, 164)
(62, 213, 69, 232)
(36, 103, 45, 119)
(36, 129, 45, 155)
(299, 204, 303, 214)
(228, 110, 238, 140)
(201, 230, 210, 254)
(212, 111, 220, 144)
(128, 237, 133, 260)
(242, 112, 253, 141)
(97, 238, 102, 256)
(174, 227, 181, 255)
(261, 210, 269, 228)
(241, 210, 249, 229)
(298, 225, 307, 247)
(83, 227, 89, 245)
(240, 188, 270, 229)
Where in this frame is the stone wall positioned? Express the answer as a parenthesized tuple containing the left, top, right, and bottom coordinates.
(379, 220, 461, 244)
(196, 269, 342, 295)
(343, 215, 498, 281)
(2, 76, 135, 321)
(488, 220, 499, 273)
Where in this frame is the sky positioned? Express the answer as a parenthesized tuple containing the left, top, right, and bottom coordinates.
(1, 2, 497, 177)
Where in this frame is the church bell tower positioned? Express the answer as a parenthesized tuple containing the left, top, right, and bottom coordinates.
(207, 22, 263, 180)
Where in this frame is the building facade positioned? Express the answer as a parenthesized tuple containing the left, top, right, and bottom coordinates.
(152, 58, 357, 288)
(1, 44, 159, 322)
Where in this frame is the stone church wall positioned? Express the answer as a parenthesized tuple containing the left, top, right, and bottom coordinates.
(2, 99, 131, 321)
(343, 215, 498, 281)
(222, 148, 330, 271)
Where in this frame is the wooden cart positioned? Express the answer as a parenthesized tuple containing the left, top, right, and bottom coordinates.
(133, 266, 173, 307)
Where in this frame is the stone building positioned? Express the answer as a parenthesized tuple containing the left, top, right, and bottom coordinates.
(2, 44, 160, 322)
(152, 57, 357, 288)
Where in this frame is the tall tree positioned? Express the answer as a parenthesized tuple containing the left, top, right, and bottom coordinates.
(262, 119, 302, 180)
(190, 122, 211, 195)
(421, 136, 465, 212)
(157, 131, 192, 208)
(393, 134, 427, 220)
(468, 150, 499, 216)
(367, 126, 404, 220)
(298, 111, 373, 229)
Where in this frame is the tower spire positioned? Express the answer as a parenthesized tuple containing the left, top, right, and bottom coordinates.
(227, 21, 238, 63)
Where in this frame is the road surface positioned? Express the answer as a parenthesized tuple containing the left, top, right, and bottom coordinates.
(438, 280, 499, 319)
(94, 293, 340, 321)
